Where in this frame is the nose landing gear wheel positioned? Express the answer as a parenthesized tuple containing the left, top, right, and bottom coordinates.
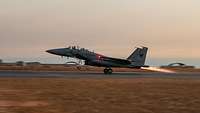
(104, 68, 113, 74)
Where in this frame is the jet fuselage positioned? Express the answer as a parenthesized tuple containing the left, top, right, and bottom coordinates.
(46, 46, 148, 74)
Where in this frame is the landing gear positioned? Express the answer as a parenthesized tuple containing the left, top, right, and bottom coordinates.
(104, 68, 113, 74)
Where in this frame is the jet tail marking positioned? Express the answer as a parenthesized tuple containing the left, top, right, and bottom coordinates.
(127, 47, 148, 66)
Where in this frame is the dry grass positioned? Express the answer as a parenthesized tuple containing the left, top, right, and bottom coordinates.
(0, 65, 152, 72)
(0, 78, 200, 113)
(1, 64, 200, 73)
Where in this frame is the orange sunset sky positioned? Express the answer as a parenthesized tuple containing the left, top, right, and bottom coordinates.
(0, 0, 199, 64)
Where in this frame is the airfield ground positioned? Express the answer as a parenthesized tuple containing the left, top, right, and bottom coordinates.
(0, 65, 200, 113)
(0, 77, 200, 113)
(0, 64, 200, 72)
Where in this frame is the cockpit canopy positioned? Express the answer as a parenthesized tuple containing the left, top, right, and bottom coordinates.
(67, 46, 94, 53)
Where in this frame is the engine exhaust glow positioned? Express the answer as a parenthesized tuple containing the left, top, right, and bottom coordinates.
(142, 67, 176, 73)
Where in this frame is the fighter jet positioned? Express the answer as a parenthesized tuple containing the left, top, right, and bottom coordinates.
(46, 46, 149, 74)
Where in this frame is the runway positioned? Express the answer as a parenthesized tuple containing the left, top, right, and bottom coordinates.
(0, 71, 200, 78)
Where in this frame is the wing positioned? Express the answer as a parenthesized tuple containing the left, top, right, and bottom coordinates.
(101, 56, 131, 65)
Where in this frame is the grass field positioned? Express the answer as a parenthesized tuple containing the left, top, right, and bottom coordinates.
(0, 65, 200, 73)
(0, 65, 154, 74)
(0, 78, 200, 113)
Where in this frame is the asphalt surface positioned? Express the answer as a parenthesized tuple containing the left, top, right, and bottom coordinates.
(0, 71, 200, 78)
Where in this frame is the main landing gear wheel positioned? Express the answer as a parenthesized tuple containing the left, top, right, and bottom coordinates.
(104, 68, 113, 74)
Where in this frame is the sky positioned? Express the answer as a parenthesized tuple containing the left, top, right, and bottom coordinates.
(0, 0, 200, 65)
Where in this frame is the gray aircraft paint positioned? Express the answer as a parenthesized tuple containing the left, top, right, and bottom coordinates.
(46, 46, 148, 68)
(127, 47, 148, 66)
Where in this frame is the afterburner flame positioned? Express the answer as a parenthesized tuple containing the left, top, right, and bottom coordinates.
(142, 67, 176, 73)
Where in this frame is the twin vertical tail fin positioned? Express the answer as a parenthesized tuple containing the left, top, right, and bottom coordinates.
(127, 47, 148, 66)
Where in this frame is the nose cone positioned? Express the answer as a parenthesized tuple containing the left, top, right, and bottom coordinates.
(46, 49, 55, 54)
(46, 48, 66, 56)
